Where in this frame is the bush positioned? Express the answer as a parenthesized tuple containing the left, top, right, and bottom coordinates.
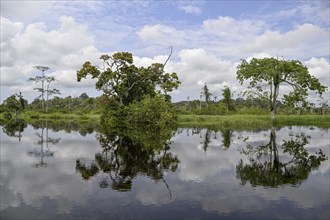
(101, 95, 178, 129)
(125, 95, 178, 126)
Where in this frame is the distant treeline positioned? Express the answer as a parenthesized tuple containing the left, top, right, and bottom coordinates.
(1, 92, 329, 117)
(173, 98, 329, 115)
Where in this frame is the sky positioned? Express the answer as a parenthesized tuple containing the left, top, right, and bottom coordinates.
(1, 0, 329, 104)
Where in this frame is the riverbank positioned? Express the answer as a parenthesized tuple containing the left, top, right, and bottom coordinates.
(2, 111, 329, 129)
(177, 114, 330, 129)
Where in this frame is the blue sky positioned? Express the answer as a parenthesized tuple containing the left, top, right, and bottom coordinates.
(1, 0, 329, 104)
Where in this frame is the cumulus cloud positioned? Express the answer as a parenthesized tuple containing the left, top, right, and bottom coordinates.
(137, 24, 184, 46)
(170, 48, 239, 97)
(243, 23, 328, 59)
(1, 1, 329, 103)
(0, 16, 104, 102)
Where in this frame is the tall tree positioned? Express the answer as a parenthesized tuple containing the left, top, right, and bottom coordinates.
(28, 66, 49, 113)
(202, 84, 212, 107)
(237, 57, 326, 122)
(45, 76, 60, 113)
(222, 86, 233, 113)
(77, 51, 180, 106)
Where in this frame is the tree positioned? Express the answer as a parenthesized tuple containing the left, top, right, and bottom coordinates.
(28, 66, 60, 113)
(202, 84, 212, 106)
(77, 51, 180, 106)
(236, 57, 326, 122)
(3, 93, 26, 118)
(45, 76, 60, 113)
(222, 86, 233, 113)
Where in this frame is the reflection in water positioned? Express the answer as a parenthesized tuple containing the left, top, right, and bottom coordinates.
(236, 127, 328, 188)
(27, 121, 60, 168)
(76, 125, 180, 193)
(1, 119, 27, 141)
(1, 122, 329, 219)
(221, 129, 233, 150)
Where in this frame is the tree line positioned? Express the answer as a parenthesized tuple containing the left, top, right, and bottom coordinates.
(0, 53, 328, 123)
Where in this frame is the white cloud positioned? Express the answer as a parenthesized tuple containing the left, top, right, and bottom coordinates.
(0, 16, 104, 102)
(203, 16, 265, 38)
(179, 5, 202, 15)
(137, 24, 184, 46)
(243, 23, 328, 59)
(1, 1, 329, 103)
(171, 49, 238, 96)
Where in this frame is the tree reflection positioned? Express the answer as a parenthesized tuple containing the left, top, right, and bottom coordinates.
(27, 121, 60, 168)
(1, 119, 27, 141)
(221, 129, 233, 150)
(236, 127, 327, 188)
(76, 124, 180, 194)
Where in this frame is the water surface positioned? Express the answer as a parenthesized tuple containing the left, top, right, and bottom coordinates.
(1, 121, 329, 219)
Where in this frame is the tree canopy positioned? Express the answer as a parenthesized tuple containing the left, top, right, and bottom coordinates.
(237, 57, 327, 121)
(77, 52, 180, 106)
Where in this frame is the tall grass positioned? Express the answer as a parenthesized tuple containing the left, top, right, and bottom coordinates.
(178, 114, 330, 130)
(20, 110, 101, 123)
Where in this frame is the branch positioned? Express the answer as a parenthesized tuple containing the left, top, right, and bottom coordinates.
(163, 46, 173, 70)
(283, 80, 299, 90)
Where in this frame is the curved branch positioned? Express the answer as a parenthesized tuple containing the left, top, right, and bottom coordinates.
(163, 46, 173, 70)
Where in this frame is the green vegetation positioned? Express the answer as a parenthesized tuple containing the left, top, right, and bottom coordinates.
(1, 54, 329, 131)
(178, 114, 330, 129)
(77, 51, 180, 129)
(237, 57, 327, 122)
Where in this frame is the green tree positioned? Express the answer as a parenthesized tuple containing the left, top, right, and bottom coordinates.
(28, 66, 49, 112)
(236, 57, 326, 122)
(202, 84, 212, 106)
(45, 76, 60, 113)
(3, 93, 26, 118)
(28, 66, 60, 113)
(222, 86, 233, 113)
(77, 51, 180, 106)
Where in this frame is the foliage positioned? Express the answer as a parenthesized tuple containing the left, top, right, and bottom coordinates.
(237, 57, 327, 121)
(221, 86, 234, 113)
(2, 93, 26, 117)
(202, 84, 212, 104)
(101, 95, 178, 130)
(28, 66, 60, 113)
(77, 52, 180, 106)
(77, 51, 180, 128)
(178, 114, 330, 129)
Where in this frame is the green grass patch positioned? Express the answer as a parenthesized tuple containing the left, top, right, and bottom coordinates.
(20, 111, 101, 123)
(178, 114, 330, 130)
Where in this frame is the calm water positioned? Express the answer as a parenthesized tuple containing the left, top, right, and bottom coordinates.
(1, 121, 329, 220)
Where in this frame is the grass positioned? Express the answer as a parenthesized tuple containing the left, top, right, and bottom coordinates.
(20, 111, 101, 123)
(3, 111, 329, 130)
(178, 114, 330, 130)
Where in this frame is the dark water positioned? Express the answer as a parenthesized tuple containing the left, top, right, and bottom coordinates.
(1, 121, 329, 220)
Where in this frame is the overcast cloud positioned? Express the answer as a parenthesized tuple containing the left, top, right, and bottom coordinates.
(0, 1, 329, 103)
